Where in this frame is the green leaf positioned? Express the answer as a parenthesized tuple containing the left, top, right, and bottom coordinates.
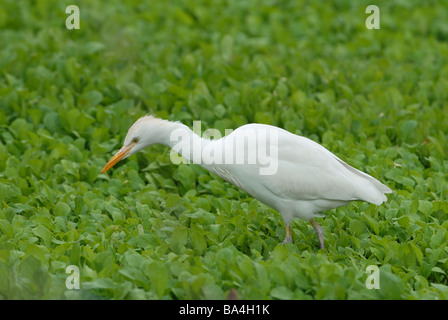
(271, 286, 294, 300)
(431, 267, 447, 275)
(170, 226, 188, 254)
(191, 228, 207, 254)
(378, 266, 405, 299)
(363, 214, 380, 235)
(418, 200, 433, 216)
(145, 261, 168, 296)
(0, 219, 13, 237)
(32, 225, 51, 246)
(54, 202, 71, 216)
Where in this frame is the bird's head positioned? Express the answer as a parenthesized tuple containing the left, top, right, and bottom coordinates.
(101, 115, 171, 174)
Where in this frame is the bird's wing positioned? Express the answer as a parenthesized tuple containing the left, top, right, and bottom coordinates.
(258, 133, 391, 205)
(203, 124, 391, 206)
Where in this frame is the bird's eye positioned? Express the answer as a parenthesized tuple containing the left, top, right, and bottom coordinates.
(132, 137, 139, 143)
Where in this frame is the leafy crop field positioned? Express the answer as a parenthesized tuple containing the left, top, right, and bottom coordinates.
(0, 0, 447, 300)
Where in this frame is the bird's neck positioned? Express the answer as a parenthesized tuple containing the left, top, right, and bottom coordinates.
(157, 121, 210, 164)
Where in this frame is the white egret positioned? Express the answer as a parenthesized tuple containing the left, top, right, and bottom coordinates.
(101, 116, 392, 249)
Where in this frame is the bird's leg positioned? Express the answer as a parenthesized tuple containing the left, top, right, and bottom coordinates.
(310, 219, 325, 249)
(282, 225, 293, 244)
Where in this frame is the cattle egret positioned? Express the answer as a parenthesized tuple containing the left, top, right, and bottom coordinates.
(101, 116, 392, 249)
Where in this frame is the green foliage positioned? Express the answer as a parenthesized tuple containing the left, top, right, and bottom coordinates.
(0, 0, 447, 300)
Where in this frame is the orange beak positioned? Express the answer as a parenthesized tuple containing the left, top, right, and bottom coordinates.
(101, 144, 134, 174)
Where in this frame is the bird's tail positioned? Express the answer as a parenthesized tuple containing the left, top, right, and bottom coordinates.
(361, 179, 392, 205)
(334, 157, 392, 205)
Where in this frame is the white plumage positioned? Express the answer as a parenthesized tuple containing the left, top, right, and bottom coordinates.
(102, 116, 392, 248)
